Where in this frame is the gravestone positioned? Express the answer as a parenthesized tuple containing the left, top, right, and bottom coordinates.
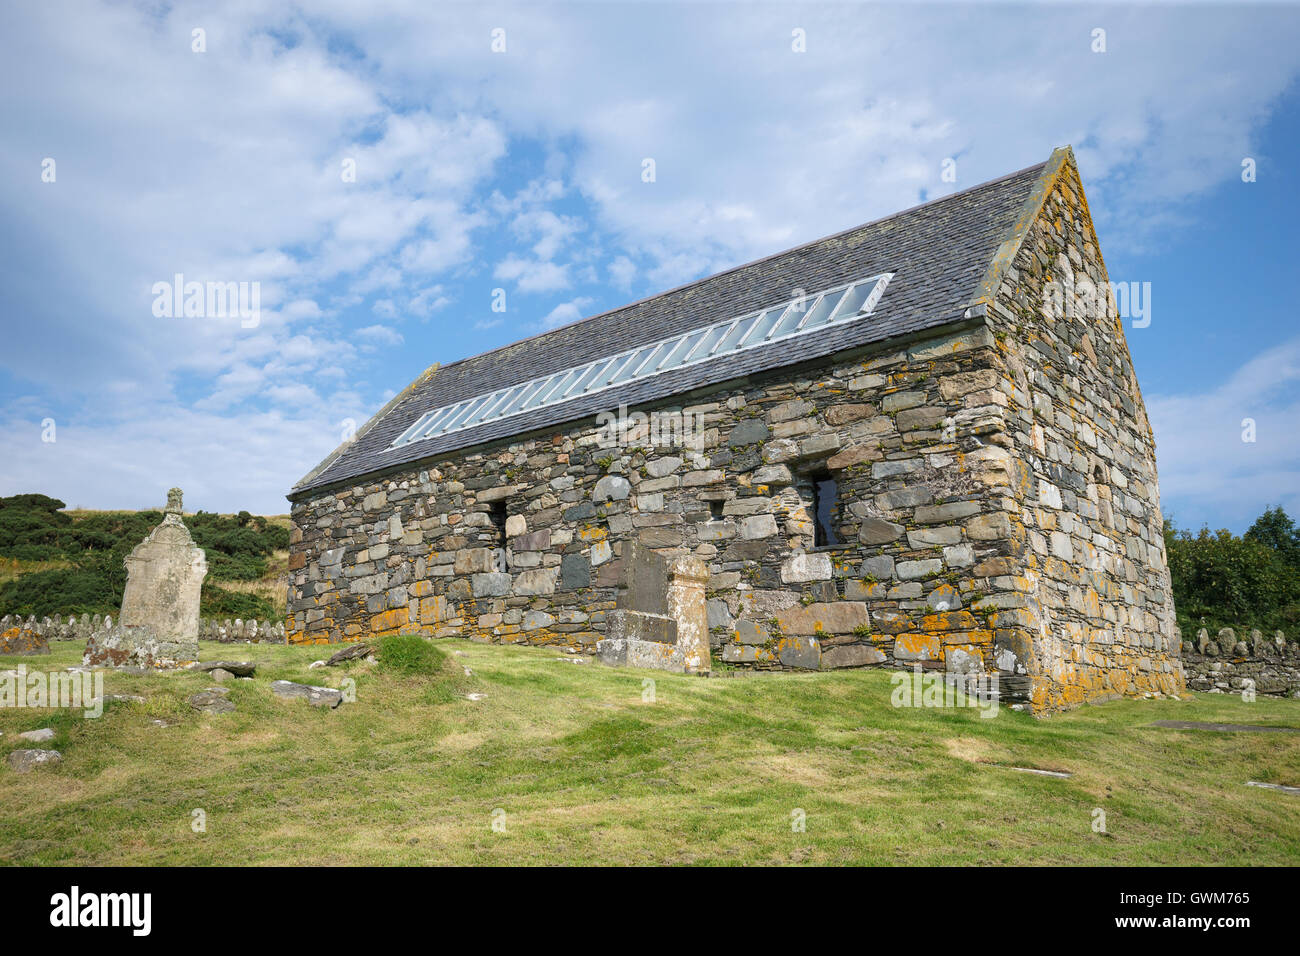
(596, 542, 710, 675)
(85, 488, 204, 668)
(119, 488, 206, 645)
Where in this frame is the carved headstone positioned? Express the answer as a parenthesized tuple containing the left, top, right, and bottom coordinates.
(115, 488, 206, 657)
(596, 543, 710, 674)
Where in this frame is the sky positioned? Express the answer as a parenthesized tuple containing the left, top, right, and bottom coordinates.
(0, 0, 1297, 532)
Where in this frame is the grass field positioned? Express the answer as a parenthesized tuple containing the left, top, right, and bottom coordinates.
(3, 637, 1299, 865)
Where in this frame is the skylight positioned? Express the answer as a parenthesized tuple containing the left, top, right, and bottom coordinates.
(390, 271, 894, 449)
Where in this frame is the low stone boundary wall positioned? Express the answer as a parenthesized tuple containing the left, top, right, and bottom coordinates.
(1180, 627, 1299, 697)
(0, 613, 287, 646)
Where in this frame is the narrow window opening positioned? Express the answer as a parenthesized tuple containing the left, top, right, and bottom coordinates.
(708, 499, 725, 521)
(811, 472, 840, 547)
(488, 500, 509, 570)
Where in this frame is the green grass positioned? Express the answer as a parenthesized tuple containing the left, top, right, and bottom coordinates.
(2, 637, 1299, 865)
(378, 634, 446, 676)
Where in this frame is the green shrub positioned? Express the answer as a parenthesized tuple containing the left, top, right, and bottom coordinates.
(1166, 508, 1300, 637)
(378, 634, 446, 676)
(0, 493, 288, 618)
(199, 585, 275, 620)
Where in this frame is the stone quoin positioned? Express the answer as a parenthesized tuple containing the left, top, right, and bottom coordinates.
(286, 147, 1183, 715)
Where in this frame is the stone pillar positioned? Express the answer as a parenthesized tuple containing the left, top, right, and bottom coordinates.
(118, 487, 207, 646)
(665, 554, 710, 675)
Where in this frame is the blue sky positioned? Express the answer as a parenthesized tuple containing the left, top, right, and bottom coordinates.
(0, 1, 1298, 531)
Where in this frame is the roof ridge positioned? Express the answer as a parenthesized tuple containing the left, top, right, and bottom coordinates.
(429, 156, 1051, 375)
(969, 146, 1075, 310)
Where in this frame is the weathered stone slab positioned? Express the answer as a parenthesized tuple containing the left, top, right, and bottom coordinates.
(84, 624, 198, 669)
(780, 553, 832, 583)
(0, 626, 49, 655)
(621, 542, 669, 615)
(7, 749, 62, 772)
(189, 688, 235, 714)
(271, 680, 343, 709)
(325, 644, 371, 666)
(605, 609, 677, 645)
(821, 644, 887, 669)
(858, 517, 904, 545)
(777, 635, 821, 669)
(776, 602, 868, 635)
(193, 660, 257, 676)
(598, 546, 709, 675)
(119, 487, 207, 645)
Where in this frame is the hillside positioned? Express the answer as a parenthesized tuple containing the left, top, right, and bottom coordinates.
(0, 493, 290, 621)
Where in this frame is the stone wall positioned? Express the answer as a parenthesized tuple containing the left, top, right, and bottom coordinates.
(0, 613, 286, 646)
(982, 157, 1183, 712)
(1182, 627, 1300, 698)
(287, 320, 1037, 685)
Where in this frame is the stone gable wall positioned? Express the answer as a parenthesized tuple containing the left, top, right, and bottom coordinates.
(286, 322, 1032, 683)
(985, 161, 1184, 712)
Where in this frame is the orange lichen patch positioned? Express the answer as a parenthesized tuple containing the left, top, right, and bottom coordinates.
(920, 610, 979, 632)
(369, 607, 409, 633)
(894, 633, 941, 660)
(578, 525, 608, 542)
(872, 611, 911, 634)
(409, 579, 433, 598)
(418, 596, 447, 625)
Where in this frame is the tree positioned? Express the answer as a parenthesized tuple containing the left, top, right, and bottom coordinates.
(1245, 505, 1300, 570)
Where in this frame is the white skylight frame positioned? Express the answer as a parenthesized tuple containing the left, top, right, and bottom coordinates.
(390, 271, 894, 449)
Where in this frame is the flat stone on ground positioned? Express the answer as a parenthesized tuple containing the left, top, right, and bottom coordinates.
(190, 688, 235, 714)
(193, 660, 256, 676)
(1245, 781, 1300, 795)
(7, 749, 62, 772)
(326, 643, 371, 666)
(271, 680, 343, 708)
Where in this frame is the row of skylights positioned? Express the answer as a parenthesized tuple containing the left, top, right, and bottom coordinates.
(389, 271, 895, 449)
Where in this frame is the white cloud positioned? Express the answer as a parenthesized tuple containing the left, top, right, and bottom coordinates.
(0, 404, 347, 515)
(1, 0, 1297, 515)
(356, 324, 405, 347)
(1148, 338, 1300, 530)
(494, 255, 571, 293)
(538, 297, 595, 331)
(608, 255, 636, 290)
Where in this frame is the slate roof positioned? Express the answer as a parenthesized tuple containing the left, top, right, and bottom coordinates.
(292, 155, 1051, 498)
